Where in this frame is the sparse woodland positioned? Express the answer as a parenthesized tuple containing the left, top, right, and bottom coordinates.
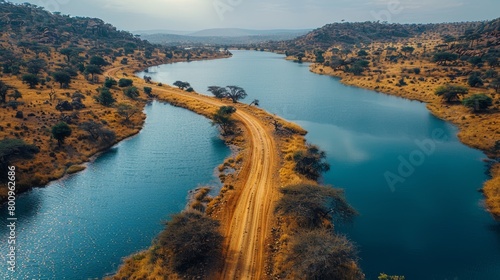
(0, 2, 228, 199)
(255, 19, 500, 219)
(3, 2, 500, 279)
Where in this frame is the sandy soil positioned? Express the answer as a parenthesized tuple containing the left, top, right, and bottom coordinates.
(105, 66, 283, 279)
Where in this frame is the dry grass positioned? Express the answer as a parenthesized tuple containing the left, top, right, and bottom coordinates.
(111, 70, 320, 278)
(0, 27, 230, 201)
(484, 163, 500, 219)
(0, 51, 148, 201)
(66, 165, 86, 174)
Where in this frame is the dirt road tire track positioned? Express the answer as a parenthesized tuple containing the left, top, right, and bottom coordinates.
(106, 67, 278, 279)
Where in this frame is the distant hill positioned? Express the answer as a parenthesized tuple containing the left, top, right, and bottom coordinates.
(133, 29, 193, 36)
(256, 19, 500, 55)
(0, 1, 159, 64)
(140, 28, 311, 46)
(187, 28, 311, 37)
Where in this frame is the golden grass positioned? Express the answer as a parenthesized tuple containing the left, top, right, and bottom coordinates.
(111, 69, 318, 278)
(484, 163, 500, 219)
(0, 52, 149, 201)
(0, 32, 231, 201)
(66, 165, 86, 174)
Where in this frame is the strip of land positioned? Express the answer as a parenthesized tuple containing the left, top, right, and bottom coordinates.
(105, 66, 284, 279)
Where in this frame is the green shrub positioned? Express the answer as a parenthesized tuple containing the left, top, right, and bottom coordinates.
(143, 86, 152, 96)
(118, 78, 133, 87)
(123, 86, 139, 99)
(462, 94, 493, 112)
(94, 87, 116, 106)
(104, 77, 117, 88)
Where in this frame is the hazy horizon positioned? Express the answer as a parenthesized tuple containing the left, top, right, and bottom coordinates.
(6, 0, 500, 32)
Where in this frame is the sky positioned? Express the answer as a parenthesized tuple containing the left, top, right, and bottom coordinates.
(7, 0, 500, 32)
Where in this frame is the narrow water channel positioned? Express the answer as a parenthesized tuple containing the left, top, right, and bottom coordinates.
(0, 102, 230, 279)
(139, 50, 500, 279)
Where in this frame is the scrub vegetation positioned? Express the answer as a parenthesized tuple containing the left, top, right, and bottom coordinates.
(0, 2, 230, 200)
(253, 18, 500, 219)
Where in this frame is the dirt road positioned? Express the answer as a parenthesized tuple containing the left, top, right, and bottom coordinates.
(106, 67, 278, 279)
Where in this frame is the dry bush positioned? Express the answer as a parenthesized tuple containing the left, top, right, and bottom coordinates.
(285, 229, 363, 280)
(275, 184, 357, 228)
(156, 211, 223, 276)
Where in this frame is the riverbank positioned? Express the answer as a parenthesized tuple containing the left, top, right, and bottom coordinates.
(309, 63, 500, 219)
(0, 51, 231, 203)
(108, 65, 296, 279)
(109, 64, 364, 279)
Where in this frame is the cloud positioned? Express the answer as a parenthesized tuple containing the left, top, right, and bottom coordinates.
(9, 0, 500, 31)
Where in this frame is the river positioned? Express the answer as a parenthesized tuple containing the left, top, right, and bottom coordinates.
(1, 50, 499, 279)
(139, 50, 500, 279)
(0, 102, 230, 279)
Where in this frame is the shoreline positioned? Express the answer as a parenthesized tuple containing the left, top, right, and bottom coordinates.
(0, 53, 232, 204)
(108, 62, 315, 279)
(307, 62, 500, 219)
(0, 104, 147, 204)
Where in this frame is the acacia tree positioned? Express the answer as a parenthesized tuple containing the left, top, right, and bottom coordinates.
(0, 81, 12, 104)
(401, 46, 415, 56)
(52, 71, 71, 88)
(94, 87, 116, 106)
(468, 73, 484, 87)
(487, 57, 499, 68)
(123, 86, 140, 99)
(226, 86, 247, 103)
(207, 86, 247, 103)
(435, 84, 468, 102)
(173, 81, 190, 90)
(432, 52, 458, 65)
(212, 106, 236, 136)
(491, 78, 500, 93)
(116, 103, 139, 122)
(59, 47, 83, 64)
(22, 74, 39, 88)
(89, 56, 108, 67)
(104, 77, 117, 88)
(207, 86, 228, 99)
(462, 94, 493, 112)
(293, 144, 331, 181)
(143, 86, 153, 97)
(59, 48, 75, 63)
(84, 64, 102, 82)
(52, 122, 72, 147)
(118, 78, 133, 87)
(80, 120, 116, 146)
(26, 58, 46, 74)
(330, 56, 347, 71)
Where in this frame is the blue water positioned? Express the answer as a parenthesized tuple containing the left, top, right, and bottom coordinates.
(138, 50, 500, 279)
(0, 102, 230, 279)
